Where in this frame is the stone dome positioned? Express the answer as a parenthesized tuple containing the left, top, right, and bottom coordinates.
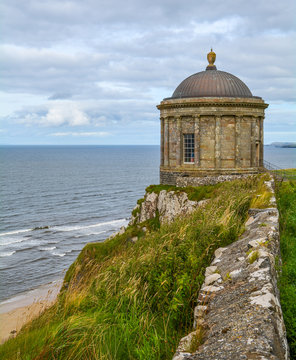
(171, 70, 253, 99)
(170, 50, 253, 99)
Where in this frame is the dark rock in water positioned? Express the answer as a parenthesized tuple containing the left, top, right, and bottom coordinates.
(32, 226, 50, 231)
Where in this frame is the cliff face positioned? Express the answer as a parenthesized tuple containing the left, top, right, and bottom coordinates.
(129, 190, 207, 226)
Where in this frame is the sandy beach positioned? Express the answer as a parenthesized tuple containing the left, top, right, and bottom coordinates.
(0, 280, 62, 344)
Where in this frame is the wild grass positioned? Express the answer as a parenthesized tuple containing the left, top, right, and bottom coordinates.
(0, 175, 268, 360)
(276, 179, 296, 357)
(249, 173, 273, 209)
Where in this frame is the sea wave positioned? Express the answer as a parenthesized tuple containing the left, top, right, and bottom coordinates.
(0, 251, 16, 257)
(73, 230, 107, 238)
(52, 252, 66, 257)
(0, 219, 127, 241)
(13, 245, 39, 253)
(0, 237, 25, 246)
(39, 246, 56, 251)
(0, 229, 31, 237)
(53, 219, 127, 232)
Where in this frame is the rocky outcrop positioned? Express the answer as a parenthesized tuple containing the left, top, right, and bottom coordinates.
(173, 178, 289, 360)
(129, 190, 207, 226)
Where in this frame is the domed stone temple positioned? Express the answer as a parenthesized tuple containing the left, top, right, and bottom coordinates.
(157, 50, 269, 185)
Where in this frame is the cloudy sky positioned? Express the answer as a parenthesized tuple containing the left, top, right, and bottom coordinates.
(1, 0, 295, 145)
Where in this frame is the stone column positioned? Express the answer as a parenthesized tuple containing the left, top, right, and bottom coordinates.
(250, 117, 256, 167)
(194, 115, 200, 166)
(215, 116, 221, 169)
(255, 117, 260, 167)
(235, 116, 241, 168)
(260, 116, 264, 167)
(164, 117, 169, 166)
(160, 117, 164, 166)
(176, 116, 182, 166)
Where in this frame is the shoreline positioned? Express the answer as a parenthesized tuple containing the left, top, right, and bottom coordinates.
(0, 279, 63, 344)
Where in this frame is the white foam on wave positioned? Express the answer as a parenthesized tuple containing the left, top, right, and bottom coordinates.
(78, 230, 107, 237)
(0, 229, 31, 237)
(0, 219, 128, 243)
(0, 238, 43, 251)
(54, 219, 127, 232)
(0, 237, 25, 246)
(0, 251, 16, 257)
(65, 249, 76, 254)
(23, 239, 43, 247)
(39, 246, 56, 251)
(52, 251, 66, 257)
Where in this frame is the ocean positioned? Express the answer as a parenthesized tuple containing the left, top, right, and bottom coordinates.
(0, 145, 295, 303)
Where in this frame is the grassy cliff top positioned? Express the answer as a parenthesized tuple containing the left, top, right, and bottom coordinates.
(0, 175, 274, 360)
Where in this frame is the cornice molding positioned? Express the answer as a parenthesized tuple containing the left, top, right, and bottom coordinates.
(157, 101, 268, 110)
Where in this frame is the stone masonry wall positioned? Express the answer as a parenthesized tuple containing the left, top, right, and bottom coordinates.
(173, 178, 289, 360)
(160, 170, 181, 185)
(158, 97, 267, 182)
(176, 174, 255, 187)
(160, 171, 262, 186)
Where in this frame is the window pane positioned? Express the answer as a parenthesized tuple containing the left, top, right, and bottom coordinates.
(183, 134, 195, 163)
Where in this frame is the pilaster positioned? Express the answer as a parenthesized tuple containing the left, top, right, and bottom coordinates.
(160, 117, 164, 166)
(235, 116, 241, 168)
(215, 116, 221, 168)
(250, 117, 257, 167)
(194, 115, 200, 166)
(176, 116, 182, 166)
(164, 117, 169, 166)
(260, 116, 264, 167)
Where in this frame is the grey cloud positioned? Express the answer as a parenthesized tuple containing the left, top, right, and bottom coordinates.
(48, 93, 73, 100)
(5, 97, 159, 129)
(2, 1, 295, 46)
(0, 0, 295, 143)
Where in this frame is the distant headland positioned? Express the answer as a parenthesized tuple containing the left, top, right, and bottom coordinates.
(269, 142, 296, 148)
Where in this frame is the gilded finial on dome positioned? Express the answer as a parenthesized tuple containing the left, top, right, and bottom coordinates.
(206, 49, 217, 70)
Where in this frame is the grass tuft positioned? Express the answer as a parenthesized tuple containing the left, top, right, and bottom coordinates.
(248, 250, 259, 264)
(250, 174, 273, 208)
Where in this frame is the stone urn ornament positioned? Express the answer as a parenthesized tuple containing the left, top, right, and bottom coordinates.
(206, 48, 216, 70)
